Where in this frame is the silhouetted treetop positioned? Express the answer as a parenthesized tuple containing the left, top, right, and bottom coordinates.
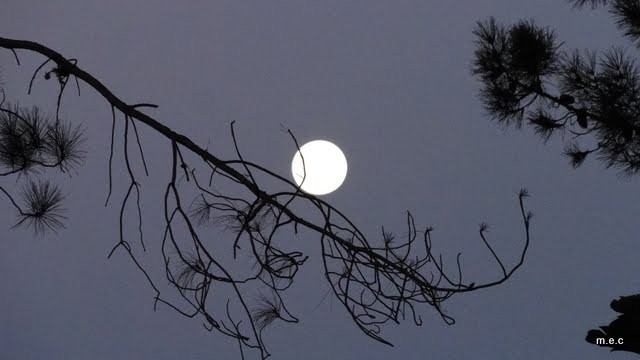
(472, 13, 640, 176)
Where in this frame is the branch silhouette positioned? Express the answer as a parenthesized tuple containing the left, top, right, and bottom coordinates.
(0, 36, 532, 359)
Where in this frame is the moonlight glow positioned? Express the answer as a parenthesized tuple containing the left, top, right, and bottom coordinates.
(291, 140, 348, 195)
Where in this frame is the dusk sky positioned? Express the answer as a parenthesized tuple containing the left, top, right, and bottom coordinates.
(2, 1, 640, 359)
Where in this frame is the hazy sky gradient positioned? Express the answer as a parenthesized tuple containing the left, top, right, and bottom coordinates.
(2, 1, 639, 359)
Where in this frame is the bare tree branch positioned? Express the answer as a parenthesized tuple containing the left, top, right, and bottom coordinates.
(0, 36, 533, 359)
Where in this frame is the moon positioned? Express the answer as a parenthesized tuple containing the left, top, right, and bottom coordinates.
(291, 140, 348, 196)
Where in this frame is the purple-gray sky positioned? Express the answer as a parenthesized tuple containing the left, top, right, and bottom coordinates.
(1, 1, 639, 359)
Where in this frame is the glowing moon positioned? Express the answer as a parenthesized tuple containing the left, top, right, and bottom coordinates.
(291, 140, 348, 195)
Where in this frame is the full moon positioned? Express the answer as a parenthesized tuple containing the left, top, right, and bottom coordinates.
(291, 140, 348, 195)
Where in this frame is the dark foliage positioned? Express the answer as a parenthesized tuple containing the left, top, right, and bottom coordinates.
(0, 99, 85, 236)
(586, 294, 640, 354)
(0, 102, 85, 175)
(473, 7, 640, 176)
(12, 180, 66, 235)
